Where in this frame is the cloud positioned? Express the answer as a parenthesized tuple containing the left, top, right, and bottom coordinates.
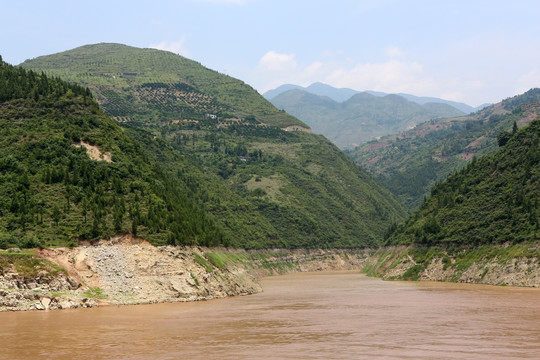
(189, 0, 249, 4)
(149, 37, 190, 57)
(254, 51, 330, 92)
(327, 60, 431, 94)
(253, 50, 435, 95)
(251, 49, 496, 104)
(384, 45, 405, 58)
(257, 51, 297, 71)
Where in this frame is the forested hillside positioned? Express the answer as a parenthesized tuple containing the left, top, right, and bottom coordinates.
(20, 44, 408, 248)
(0, 57, 226, 248)
(386, 118, 539, 246)
(348, 89, 540, 209)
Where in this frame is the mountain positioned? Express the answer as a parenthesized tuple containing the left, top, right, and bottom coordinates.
(386, 117, 539, 246)
(263, 82, 358, 103)
(21, 44, 305, 129)
(348, 89, 540, 209)
(392, 93, 487, 114)
(20, 44, 408, 248)
(264, 82, 485, 113)
(270, 89, 465, 149)
(0, 57, 226, 249)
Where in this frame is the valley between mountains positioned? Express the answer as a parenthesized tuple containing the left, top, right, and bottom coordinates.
(0, 43, 539, 311)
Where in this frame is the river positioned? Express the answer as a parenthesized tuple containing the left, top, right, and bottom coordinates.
(1, 271, 539, 359)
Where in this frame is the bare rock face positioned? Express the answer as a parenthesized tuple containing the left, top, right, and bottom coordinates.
(364, 245, 540, 287)
(1, 235, 370, 312)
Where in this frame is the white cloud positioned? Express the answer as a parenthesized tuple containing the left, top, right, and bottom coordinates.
(257, 51, 298, 72)
(384, 45, 405, 58)
(332, 60, 426, 93)
(251, 49, 497, 104)
(149, 37, 190, 57)
(189, 0, 249, 4)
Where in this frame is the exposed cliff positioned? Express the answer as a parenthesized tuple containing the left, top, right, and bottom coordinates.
(363, 244, 540, 287)
(0, 235, 369, 311)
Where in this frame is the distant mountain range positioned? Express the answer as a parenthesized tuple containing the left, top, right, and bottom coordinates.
(348, 88, 540, 209)
(263, 82, 489, 114)
(267, 85, 469, 149)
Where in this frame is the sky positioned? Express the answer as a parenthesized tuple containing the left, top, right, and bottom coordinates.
(2, 0, 540, 107)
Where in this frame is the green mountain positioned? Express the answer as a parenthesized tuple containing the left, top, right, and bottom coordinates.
(348, 89, 540, 209)
(0, 57, 226, 249)
(20, 44, 408, 248)
(270, 89, 465, 149)
(386, 117, 539, 246)
(21, 43, 304, 129)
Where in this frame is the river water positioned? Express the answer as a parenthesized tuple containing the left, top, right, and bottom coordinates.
(1, 271, 539, 359)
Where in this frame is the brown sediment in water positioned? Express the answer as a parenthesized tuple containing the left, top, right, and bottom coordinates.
(1, 272, 539, 359)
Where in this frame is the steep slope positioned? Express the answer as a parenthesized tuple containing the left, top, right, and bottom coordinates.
(21, 44, 408, 248)
(349, 89, 540, 209)
(387, 117, 539, 246)
(271, 89, 464, 149)
(0, 57, 226, 248)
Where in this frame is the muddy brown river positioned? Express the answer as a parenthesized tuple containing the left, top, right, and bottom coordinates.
(1, 271, 539, 359)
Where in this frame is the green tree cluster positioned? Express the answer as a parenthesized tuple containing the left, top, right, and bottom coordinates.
(0, 58, 227, 249)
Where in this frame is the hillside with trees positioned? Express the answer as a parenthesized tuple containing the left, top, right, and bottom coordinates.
(0, 57, 226, 248)
(386, 117, 539, 246)
(19, 44, 408, 248)
(348, 89, 540, 209)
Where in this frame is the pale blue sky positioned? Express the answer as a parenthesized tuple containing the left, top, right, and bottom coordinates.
(2, 0, 540, 106)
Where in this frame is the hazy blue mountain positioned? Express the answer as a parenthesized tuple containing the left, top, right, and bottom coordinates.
(264, 82, 359, 103)
(264, 82, 487, 113)
(270, 89, 465, 149)
(393, 93, 488, 113)
(263, 84, 305, 100)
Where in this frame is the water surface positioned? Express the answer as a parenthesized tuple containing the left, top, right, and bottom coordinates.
(1, 271, 539, 359)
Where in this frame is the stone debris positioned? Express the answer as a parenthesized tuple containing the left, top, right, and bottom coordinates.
(1, 234, 370, 312)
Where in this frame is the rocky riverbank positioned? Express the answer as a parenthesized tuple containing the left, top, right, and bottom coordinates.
(363, 244, 540, 287)
(0, 234, 370, 312)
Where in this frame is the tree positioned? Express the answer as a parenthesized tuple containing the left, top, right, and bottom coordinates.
(52, 205, 61, 226)
(497, 130, 512, 147)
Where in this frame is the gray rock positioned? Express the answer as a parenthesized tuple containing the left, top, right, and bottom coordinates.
(40, 297, 52, 310)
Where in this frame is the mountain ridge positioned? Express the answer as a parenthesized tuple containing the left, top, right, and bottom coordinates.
(270, 88, 465, 149)
(264, 82, 486, 113)
(348, 88, 540, 209)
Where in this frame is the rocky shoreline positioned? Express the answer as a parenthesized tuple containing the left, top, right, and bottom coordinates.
(3, 237, 539, 312)
(363, 244, 540, 287)
(0, 235, 370, 312)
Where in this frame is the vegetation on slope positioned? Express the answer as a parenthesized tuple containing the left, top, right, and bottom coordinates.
(0, 57, 227, 249)
(386, 118, 539, 247)
(348, 89, 540, 209)
(20, 43, 304, 128)
(20, 44, 408, 249)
